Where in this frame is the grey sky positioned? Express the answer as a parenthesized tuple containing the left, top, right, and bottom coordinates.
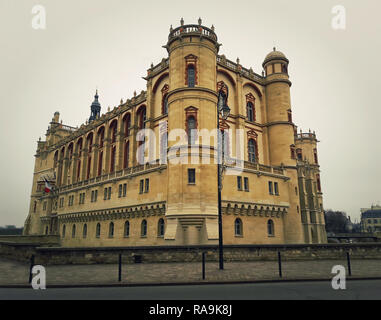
(0, 0, 380, 226)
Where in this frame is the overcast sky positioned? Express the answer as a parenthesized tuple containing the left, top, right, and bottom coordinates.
(0, 0, 380, 226)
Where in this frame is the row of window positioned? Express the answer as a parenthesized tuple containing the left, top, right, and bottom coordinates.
(290, 147, 319, 164)
(367, 219, 381, 224)
(56, 180, 149, 209)
(61, 219, 165, 239)
(234, 218, 275, 237)
(59, 218, 276, 239)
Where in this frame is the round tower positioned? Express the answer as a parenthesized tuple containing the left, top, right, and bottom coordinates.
(264, 48, 304, 243)
(263, 48, 294, 167)
(164, 18, 221, 245)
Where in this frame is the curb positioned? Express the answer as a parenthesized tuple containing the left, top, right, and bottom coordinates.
(2, 277, 381, 289)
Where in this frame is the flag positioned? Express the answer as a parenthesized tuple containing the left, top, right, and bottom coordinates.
(44, 178, 52, 193)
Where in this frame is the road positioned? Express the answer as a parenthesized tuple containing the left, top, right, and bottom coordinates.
(1, 280, 381, 300)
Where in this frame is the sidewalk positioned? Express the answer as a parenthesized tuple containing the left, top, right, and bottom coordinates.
(1, 257, 381, 287)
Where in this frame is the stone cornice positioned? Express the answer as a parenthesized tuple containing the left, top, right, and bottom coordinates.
(57, 201, 166, 223)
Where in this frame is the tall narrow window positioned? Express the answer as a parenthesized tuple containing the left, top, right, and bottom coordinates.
(274, 182, 279, 195)
(237, 176, 242, 191)
(316, 174, 322, 192)
(123, 141, 129, 169)
(267, 220, 275, 236)
(158, 219, 165, 237)
(72, 224, 76, 238)
(247, 102, 254, 122)
(235, 219, 243, 236)
(123, 114, 131, 137)
(62, 225, 66, 238)
(96, 223, 101, 238)
(187, 116, 196, 145)
(109, 222, 114, 238)
(83, 224, 87, 238)
(77, 160, 81, 181)
(269, 181, 273, 195)
(187, 65, 195, 87)
(314, 149, 318, 164)
(141, 220, 147, 237)
(110, 146, 116, 173)
(163, 94, 168, 115)
(244, 177, 249, 191)
(98, 151, 103, 176)
(124, 221, 130, 237)
(145, 179, 149, 193)
(87, 156, 92, 179)
(188, 169, 196, 184)
(248, 139, 257, 163)
(139, 180, 144, 194)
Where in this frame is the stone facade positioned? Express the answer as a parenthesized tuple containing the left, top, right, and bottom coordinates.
(23, 19, 327, 247)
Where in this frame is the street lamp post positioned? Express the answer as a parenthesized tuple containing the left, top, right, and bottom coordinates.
(217, 90, 230, 270)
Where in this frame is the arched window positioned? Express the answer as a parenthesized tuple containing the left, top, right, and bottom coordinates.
(96, 223, 101, 238)
(83, 224, 87, 238)
(267, 220, 274, 236)
(53, 151, 58, 168)
(187, 116, 196, 145)
(109, 222, 114, 238)
(124, 221, 130, 237)
(72, 224, 76, 238)
(123, 141, 129, 169)
(137, 106, 146, 130)
(62, 225, 66, 238)
(87, 133, 93, 153)
(247, 102, 255, 122)
(123, 114, 131, 137)
(110, 120, 118, 144)
(313, 149, 318, 164)
(248, 139, 257, 163)
(77, 160, 81, 180)
(187, 65, 195, 87)
(158, 219, 165, 237)
(235, 218, 243, 236)
(110, 146, 116, 173)
(33, 201, 37, 213)
(162, 94, 168, 115)
(45, 226, 49, 235)
(98, 151, 103, 176)
(141, 220, 147, 237)
(98, 127, 105, 148)
(87, 156, 92, 180)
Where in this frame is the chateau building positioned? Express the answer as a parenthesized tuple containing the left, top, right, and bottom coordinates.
(361, 205, 381, 232)
(23, 19, 327, 246)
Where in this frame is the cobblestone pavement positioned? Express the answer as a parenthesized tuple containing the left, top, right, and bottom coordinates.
(1, 257, 381, 286)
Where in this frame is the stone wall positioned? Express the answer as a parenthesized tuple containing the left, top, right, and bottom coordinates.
(2, 242, 381, 265)
(0, 235, 60, 245)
